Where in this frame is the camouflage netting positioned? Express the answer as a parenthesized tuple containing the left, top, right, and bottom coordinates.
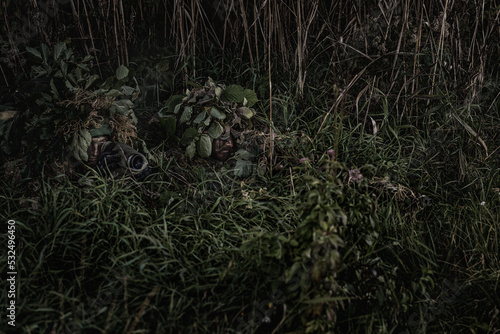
(0, 42, 146, 178)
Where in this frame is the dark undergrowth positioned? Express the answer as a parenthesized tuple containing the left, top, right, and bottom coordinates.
(1, 1, 500, 333)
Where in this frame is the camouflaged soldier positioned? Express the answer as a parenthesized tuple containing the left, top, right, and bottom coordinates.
(87, 124, 151, 180)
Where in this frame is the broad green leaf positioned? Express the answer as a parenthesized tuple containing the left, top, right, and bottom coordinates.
(221, 85, 245, 103)
(25, 47, 42, 60)
(207, 121, 224, 139)
(111, 100, 132, 115)
(128, 108, 139, 125)
(106, 89, 122, 98)
(233, 149, 255, 160)
(79, 129, 92, 149)
(243, 89, 259, 107)
(41, 44, 50, 62)
(186, 81, 201, 88)
(67, 73, 77, 86)
(202, 115, 211, 127)
(164, 95, 184, 113)
(209, 107, 226, 120)
(78, 147, 88, 162)
(116, 65, 129, 80)
(215, 86, 223, 98)
(234, 159, 253, 177)
(179, 106, 192, 124)
(60, 60, 68, 76)
(193, 110, 207, 124)
(186, 141, 196, 159)
(158, 106, 168, 118)
(64, 47, 73, 61)
(173, 103, 182, 114)
(76, 63, 90, 72)
(31, 65, 47, 78)
(159, 115, 176, 135)
(75, 67, 83, 81)
(116, 99, 134, 108)
(65, 80, 75, 91)
(197, 134, 212, 158)
(72, 129, 92, 162)
(50, 79, 60, 99)
(85, 75, 99, 89)
(54, 42, 67, 60)
(122, 85, 136, 96)
(181, 127, 199, 146)
(36, 93, 52, 106)
(109, 105, 126, 116)
(100, 76, 114, 90)
(236, 107, 254, 119)
(197, 94, 212, 105)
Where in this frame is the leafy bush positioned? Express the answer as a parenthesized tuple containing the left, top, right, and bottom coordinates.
(236, 153, 397, 332)
(158, 78, 258, 160)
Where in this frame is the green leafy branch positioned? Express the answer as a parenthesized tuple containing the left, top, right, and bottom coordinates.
(158, 77, 258, 160)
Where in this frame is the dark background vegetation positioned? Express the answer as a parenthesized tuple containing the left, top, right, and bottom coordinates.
(1, 0, 499, 333)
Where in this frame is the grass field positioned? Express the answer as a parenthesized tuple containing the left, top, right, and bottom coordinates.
(1, 1, 500, 333)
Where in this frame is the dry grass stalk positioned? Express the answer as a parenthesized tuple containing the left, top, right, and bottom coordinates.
(190, 0, 197, 78)
(253, 0, 260, 66)
(110, 114, 138, 145)
(431, 0, 450, 95)
(295, 0, 319, 95)
(173, 0, 188, 80)
(239, 0, 254, 68)
(69, 0, 89, 55)
(267, 0, 275, 171)
(119, 0, 129, 65)
(1, 0, 498, 128)
(409, 4, 425, 120)
(81, 0, 100, 75)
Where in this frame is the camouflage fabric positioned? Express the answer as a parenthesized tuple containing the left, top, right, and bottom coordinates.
(88, 123, 112, 138)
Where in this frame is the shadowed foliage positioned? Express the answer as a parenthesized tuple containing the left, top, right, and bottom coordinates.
(1, 0, 499, 333)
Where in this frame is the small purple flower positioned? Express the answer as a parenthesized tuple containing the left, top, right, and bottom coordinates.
(349, 168, 363, 183)
(299, 157, 310, 164)
(327, 149, 335, 159)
